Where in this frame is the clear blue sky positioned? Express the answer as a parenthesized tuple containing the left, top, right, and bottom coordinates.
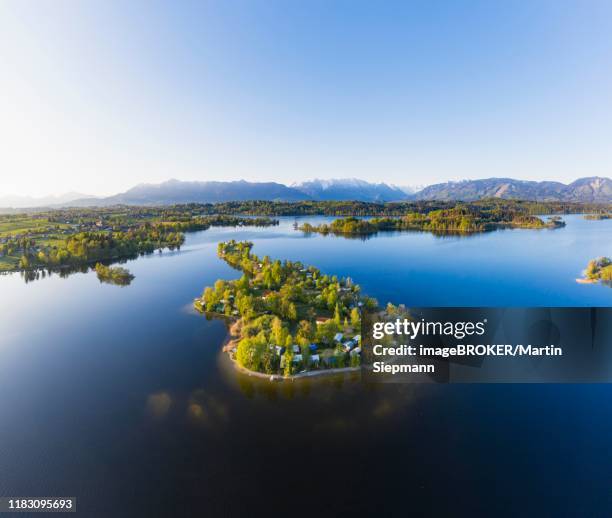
(1, 0, 611, 196)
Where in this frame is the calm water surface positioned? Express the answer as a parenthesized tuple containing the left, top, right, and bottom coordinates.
(0, 216, 611, 516)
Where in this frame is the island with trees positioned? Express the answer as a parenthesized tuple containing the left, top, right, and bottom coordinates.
(579, 257, 612, 286)
(298, 207, 566, 236)
(584, 214, 612, 220)
(194, 240, 374, 379)
(94, 263, 135, 286)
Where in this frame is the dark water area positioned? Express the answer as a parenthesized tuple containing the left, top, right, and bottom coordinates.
(0, 216, 611, 516)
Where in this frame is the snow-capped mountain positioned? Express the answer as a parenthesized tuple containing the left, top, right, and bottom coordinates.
(292, 178, 410, 202)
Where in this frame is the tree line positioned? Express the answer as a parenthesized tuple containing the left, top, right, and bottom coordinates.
(0, 214, 278, 273)
(298, 207, 565, 236)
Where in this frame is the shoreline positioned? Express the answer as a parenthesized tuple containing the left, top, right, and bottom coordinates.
(299, 220, 564, 237)
(576, 278, 598, 284)
(227, 353, 360, 381)
(217, 320, 360, 382)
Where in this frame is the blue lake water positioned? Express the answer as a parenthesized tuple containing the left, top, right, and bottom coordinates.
(0, 215, 610, 516)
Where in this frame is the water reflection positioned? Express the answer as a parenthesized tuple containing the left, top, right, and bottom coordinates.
(16, 265, 90, 283)
(299, 226, 523, 242)
(187, 389, 229, 429)
(15, 261, 127, 284)
(1, 216, 610, 516)
(10, 251, 171, 284)
(146, 392, 172, 419)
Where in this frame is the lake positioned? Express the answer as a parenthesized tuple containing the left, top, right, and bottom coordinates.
(0, 215, 610, 516)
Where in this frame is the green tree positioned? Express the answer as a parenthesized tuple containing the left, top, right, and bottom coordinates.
(272, 317, 288, 346)
(350, 307, 361, 328)
(271, 261, 282, 286)
(333, 303, 341, 325)
(203, 287, 217, 311)
(287, 302, 297, 321)
(296, 320, 314, 345)
(283, 350, 293, 376)
(301, 344, 311, 369)
(18, 255, 30, 269)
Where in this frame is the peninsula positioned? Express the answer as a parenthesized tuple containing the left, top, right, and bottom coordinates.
(194, 240, 374, 377)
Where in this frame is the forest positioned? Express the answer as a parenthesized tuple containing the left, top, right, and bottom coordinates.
(181, 198, 612, 217)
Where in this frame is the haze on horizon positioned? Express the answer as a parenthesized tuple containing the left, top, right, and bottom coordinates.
(1, 0, 612, 198)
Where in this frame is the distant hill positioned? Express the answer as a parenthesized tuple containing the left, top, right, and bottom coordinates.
(0, 192, 93, 208)
(565, 177, 612, 202)
(293, 178, 409, 202)
(70, 179, 311, 206)
(67, 178, 411, 206)
(414, 177, 612, 202)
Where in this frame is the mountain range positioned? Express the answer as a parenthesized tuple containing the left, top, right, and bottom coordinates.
(2, 177, 611, 208)
(93, 180, 309, 205)
(45, 178, 410, 207)
(414, 177, 612, 202)
(291, 178, 408, 202)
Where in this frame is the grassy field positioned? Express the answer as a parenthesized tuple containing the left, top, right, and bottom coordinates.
(40, 235, 69, 247)
(0, 256, 18, 271)
(0, 217, 72, 271)
(0, 217, 70, 237)
(0, 217, 49, 234)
